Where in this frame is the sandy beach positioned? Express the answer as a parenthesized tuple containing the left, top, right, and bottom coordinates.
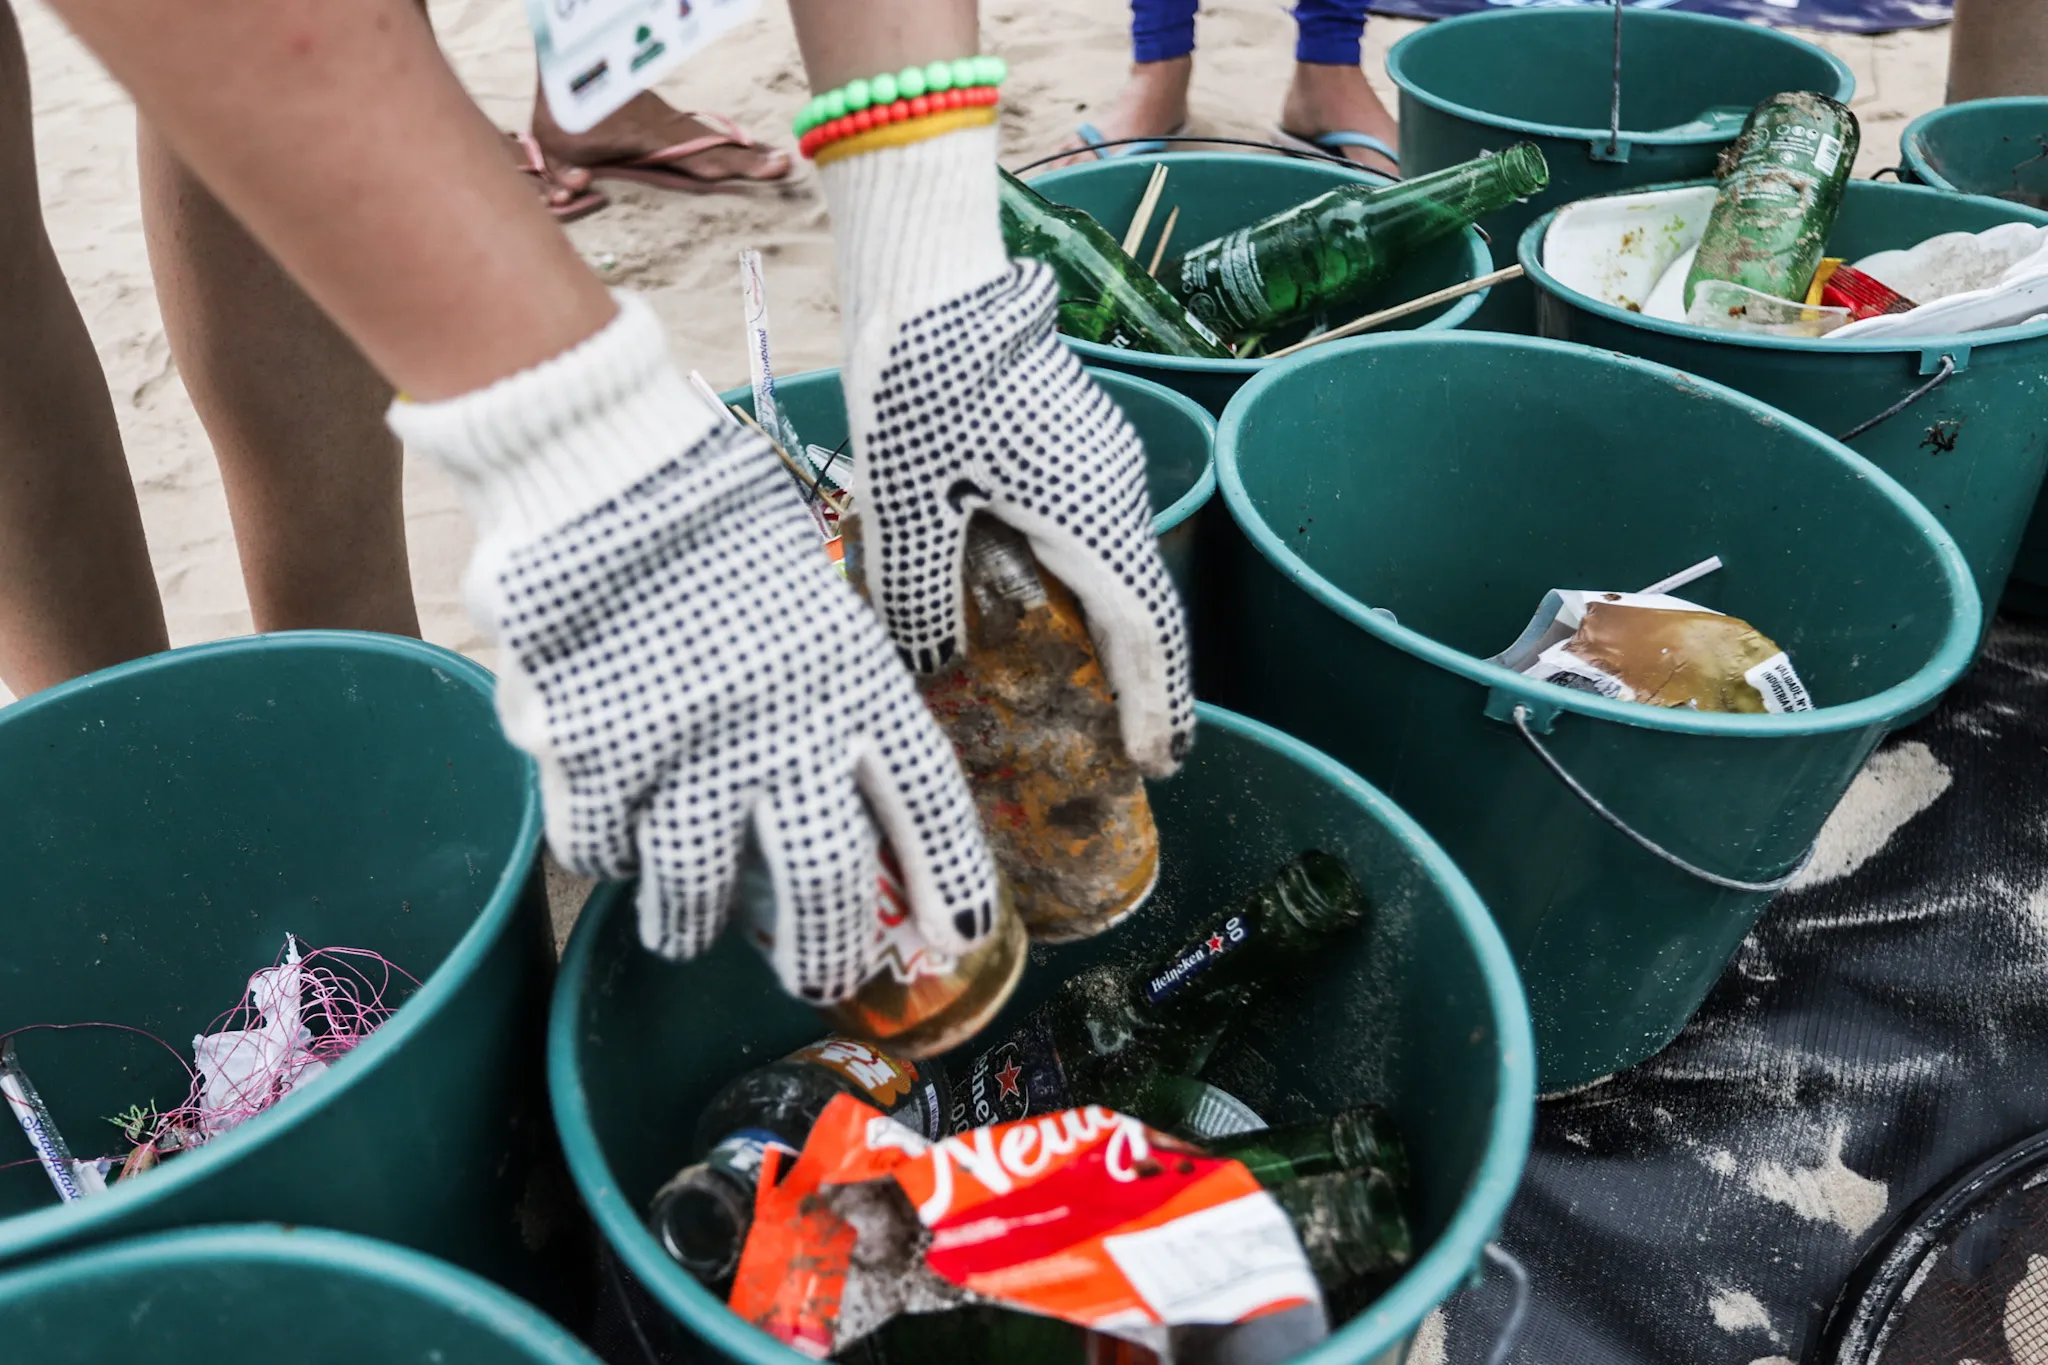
(14, 0, 1951, 689)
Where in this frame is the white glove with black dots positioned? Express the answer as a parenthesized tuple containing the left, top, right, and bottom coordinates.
(389, 293, 1000, 1001)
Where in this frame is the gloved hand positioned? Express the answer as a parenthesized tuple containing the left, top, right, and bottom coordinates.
(389, 294, 1000, 1001)
(827, 132, 1194, 775)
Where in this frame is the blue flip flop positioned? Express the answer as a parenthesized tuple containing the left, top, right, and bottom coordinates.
(1273, 125, 1400, 176)
(1075, 121, 1186, 160)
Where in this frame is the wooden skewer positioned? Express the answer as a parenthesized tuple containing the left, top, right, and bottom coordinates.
(1121, 164, 1170, 256)
(1263, 266, 1525, 359)
(1145, 205, 1181, 277)
(729, 403, 850, 515)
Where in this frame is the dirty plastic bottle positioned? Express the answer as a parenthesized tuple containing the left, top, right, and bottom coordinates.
(999, 169, 1233, 358)
(1164, 143, 1550, 340)
(1684, 93, 1860, 309)
(648, 1036, 948, 1286)
(847, 513, 1162, 944)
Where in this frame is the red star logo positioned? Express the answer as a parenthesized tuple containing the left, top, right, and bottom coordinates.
(995, 1058, 1023, 1100)
(1207, 933, 1225, 954)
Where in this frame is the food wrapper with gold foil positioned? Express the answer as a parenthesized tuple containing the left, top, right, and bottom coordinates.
(1490, 589, 1813, 714)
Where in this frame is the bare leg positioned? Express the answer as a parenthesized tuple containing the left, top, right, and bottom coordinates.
(46, 0, 614, 403)
(1279, 62, 1398, 177)
(1045, 56, 1192, 169)
(0, 0, 166, 695)
(138, 125, 419, 636)
(786, 0, 978, 88)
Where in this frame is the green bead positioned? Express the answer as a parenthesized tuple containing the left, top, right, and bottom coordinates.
(924, 60, 953, 92)
(950, 57, 977, 89)
(980, 55, 1008, 86)
(825, 87, 850, 118)
(796, 98, 820, 133)
(898, 66, 926, 98)
(871, 72, 898, 104)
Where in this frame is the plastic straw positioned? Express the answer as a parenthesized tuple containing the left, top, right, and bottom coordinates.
(1638, 556, 1724, 597)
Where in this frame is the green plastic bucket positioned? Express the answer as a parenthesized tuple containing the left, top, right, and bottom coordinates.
(1211, 334, 1979, 1089)
(1899, 99, 2048, 613)
(1387, 7, 1853, 333)
(0, 634, 582, 1318)
(725, 366, 1214, 592)
(550, 705, 1535, 1365)
(1023, 153, 1493, 415)
(1901, 97, 2048, 205)
(0, 1225, 602, 1363)
(1521, 178, 2048, 636)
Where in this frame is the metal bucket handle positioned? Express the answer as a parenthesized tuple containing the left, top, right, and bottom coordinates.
(1510, 704, 1812, 893)
(1837, 353, 1960, 443)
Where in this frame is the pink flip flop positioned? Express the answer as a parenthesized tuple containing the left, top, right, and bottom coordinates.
(510, 131, 609, 223)
(578, 111, 798, 196)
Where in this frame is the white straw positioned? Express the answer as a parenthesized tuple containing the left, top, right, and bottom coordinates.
(1638, 556, 1724, 597)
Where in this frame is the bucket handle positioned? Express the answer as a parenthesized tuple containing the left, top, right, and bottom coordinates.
(1837, 354, 1959, 444)
(1870, 165, 1903, 180)
(1478, 1243, 1533, 1365)
(1510, 704, 1811, 894)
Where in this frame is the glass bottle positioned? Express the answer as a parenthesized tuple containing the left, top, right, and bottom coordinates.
(1211, 1106, 1410, 1190)
(947, 850, 1370, 1131)
(845, 513, 1161, 943)
(1163, 143, 1551, 340)
(1271, 1170, 1414, 1287)
(998, 169, 1233, 358)
(1684, 93, 1860, 309)
(734, 843, 1028, 1059)
(648, 1036, 947, 1286)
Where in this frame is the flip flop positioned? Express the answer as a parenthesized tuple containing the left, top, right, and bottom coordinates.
(1075, 121, 1189, 161)
(576, 111, 798, 195)
(1272, 125, 1400, 177)
(510, 131, 608, 223)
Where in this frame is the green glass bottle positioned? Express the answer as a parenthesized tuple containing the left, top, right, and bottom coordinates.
(1683, 93, 1860, 310)
(1164, 143, 1550, 340)
(946, 850, 1369, 1131)
(998, 169, 1233, 359)
(1212, 1106, 1410, 1190)
(1272, 1170, 1414, 1286)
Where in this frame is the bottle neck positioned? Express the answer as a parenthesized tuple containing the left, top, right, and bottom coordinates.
(1338, 144, 1548, 253)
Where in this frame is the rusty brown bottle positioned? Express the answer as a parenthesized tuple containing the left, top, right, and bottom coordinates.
(846, 513, 1161, 941)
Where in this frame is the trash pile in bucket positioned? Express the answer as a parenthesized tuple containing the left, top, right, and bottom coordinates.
(1, 935, 412, 1200)
(1001, 142, 1548, 359)
(1544, 93, 2048, 340)
(645, 851, 1413, 1364)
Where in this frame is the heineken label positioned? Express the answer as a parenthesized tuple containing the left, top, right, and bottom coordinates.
(1178, 231, 1273, 334)
(706, 1128, 798, 1185)
(792, 1037, 949, 1141)
(1142, 912, 1252, 1006)
(948, 1008, 1073, 1131)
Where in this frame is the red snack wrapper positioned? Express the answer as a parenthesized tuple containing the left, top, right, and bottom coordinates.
(728, 1095, 1323, 1356)
(1820, 264, 1918, 320)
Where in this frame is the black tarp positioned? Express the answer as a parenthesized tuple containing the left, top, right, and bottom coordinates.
(1432, 618, 2048, 1365)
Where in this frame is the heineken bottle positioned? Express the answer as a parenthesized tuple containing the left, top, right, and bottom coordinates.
(648, 1037, 947, 1285)
(998, 169, 1233, 359)
(948, 850, 1369, 1130)
(1164, 143, 1550, 340)
(1683, 93, 1860, 310)
(843, 513, 1161, 943)
(1272, 1170, 1414, 1285)
(1212, 1106, 1410, 1190)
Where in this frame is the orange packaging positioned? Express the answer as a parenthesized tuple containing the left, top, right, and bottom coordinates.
(729, 1094, 1322, 1357)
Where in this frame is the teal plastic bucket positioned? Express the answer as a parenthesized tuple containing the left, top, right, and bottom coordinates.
(1899, 98, 2048, 613)
(0, 1225, 602, 1363)
(1901, 97, 2048, 205)
(0, 634, 581, 1317)
(551, 705, 1535, 1365)
(1211, 334, 1979, 1089)
(725, 366, 1214, 594)
(1024, 153, 1493, 415)
(1521, 178, 2048, 635)
(1387, 7, 1853, 332)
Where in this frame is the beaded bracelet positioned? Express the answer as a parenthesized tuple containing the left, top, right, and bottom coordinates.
(796, 54, 1006, 160)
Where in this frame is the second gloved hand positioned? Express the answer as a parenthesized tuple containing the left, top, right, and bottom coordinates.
(390, 294, 1000, 1001)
